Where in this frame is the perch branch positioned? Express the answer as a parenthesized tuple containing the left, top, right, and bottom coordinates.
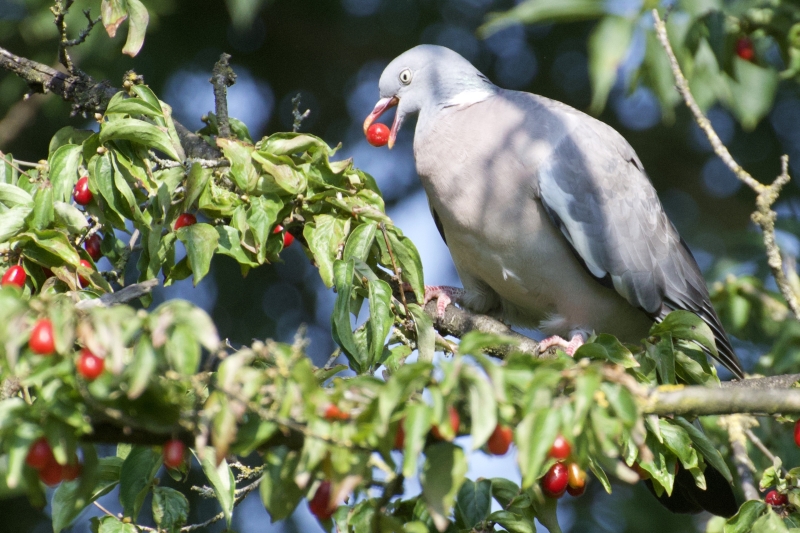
(653, 9, 800, 321)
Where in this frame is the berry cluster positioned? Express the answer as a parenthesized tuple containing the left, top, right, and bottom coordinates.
(25, 438, 81, 486)
(541, 435, 587, 498)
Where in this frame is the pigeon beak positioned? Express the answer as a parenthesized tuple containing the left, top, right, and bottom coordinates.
(364, 96, 399, 149)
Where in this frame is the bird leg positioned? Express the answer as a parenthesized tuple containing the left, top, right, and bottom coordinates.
(538, 333, 585, 357)
(423, 285, 465, 318)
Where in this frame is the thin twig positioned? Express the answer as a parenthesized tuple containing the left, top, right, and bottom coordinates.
(63, 10, 101, 48)
(0, 152, 33, 179)
(745, 428, 788, 476)
(291, 94, 310, 133)
(323, 347, 342, 370)
(93, 500, 120, 518)
(181, 476, 262, 531)
(51, 0, 75, 72)
(652, 9, 800, 320)
(379, 224, 411, 321)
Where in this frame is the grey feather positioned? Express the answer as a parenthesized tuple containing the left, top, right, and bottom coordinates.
(372, 45, 744, 380)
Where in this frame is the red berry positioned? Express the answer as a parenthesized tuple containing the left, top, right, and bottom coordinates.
(549, 435, 571, 460)
(736, 37, 755, 61)
(794, 420, 800, 448)
(78, 259, 93, 287)
(29, 319, 55, 355)
(765, 490, 788, 507)
(38, 459, 64, 486)
(77, 349, 104, 380)
(567, 462, 586, 493)
(163, 439, 186, 469)
(174, 213, 197, 230)
(324, 404, 348, 421)
(309, 480, 334, 520)
(25, 438, 55, 470)
(62, 461, 81, 481)
(73, 176, 93, 205)
(431, 406, 460, 441)
(1, 265, 26, 288)
(366, 123, 390, 147)
(486, 424, 513, 456)
(84, 234, 102, 261)
(543, 462, 569, 498)
(394, 422, 405, 450)
(273, 225, 294, 247)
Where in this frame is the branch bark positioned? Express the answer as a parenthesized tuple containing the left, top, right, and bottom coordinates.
(0, 45, 220, 159)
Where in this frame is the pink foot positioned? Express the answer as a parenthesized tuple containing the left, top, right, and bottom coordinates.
(539, 334, 584, 357)
(423, 285, 465, 319)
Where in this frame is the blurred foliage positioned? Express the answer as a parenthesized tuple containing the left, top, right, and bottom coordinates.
(482, 0, 800, 129)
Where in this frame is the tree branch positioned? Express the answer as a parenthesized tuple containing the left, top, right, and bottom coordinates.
(652, 9, 800, 321)
(0, 45, 220, 159)
(643, 386, 800, 416)
(209, 53, 236, 139)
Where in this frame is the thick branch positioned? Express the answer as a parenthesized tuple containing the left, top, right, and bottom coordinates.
(644, 386, 800, 416)
(424, 300, 542, 358)
(652, 9, 800, 320)
(0, 45, 219, 159)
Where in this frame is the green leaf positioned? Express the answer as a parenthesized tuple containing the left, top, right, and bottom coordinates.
(30, 184, 54, 231)
(49, 127, 93, 155)
(252, 151, 307, 194)
(455, 478, 492, 530)
(409, 303, 435, 363)
(219, 138, 259, 192)
(517, 408, 560, 488)
(421, 442, 468, 532)
(386, 230, 424, 302)
(651, 310, 718, 357)
(402, 403, 433, 479)
(183, 163, 211, 212)
(649, 334, 676, 384)
(672, 417, 733, 483)
(198, 448, 235, 527)
(331, 259, 367, 371)
(216, 225, 258, 267)
(126, 336, 157, 399)
(462, 365, 497, 449)
(367, 279, 393, 368)
(95, 516, 138, 533)
(118, 446, 161, 519)
(479, 0, 604, 37)
(105, 94, 164, 118)
(99, 118, 180, 161)
(51, 445, 98, 533)
(260, 132, 328, 156)
(306, 214, 345, 288)
(53, 201, 89, 234)
(152, 486, 189, 533)
(490, 478, 521, 509)
(727, 58, 778, 131)
(48, 144, 83, 202)
(488, 510, 536, 533)
(18, 230, 81, 267)
(101, 0, 128, 37)
(723, 500, 767, 533)
(0, 205, 32, 241)
(750, 508, 791, 533)
(260, 446, 303, 522)
(588, 16, 634, 114)
(121, 0, 149, 57)
(176, 223, 219, 285)
(343, 222, 377, 262)
(0, 183, 33, 208)
(574, 333, 639, 368)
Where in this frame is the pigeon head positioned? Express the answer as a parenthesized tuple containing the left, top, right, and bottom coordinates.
(363, 45, 496, 148)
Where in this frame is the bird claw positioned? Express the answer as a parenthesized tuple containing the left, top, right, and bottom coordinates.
(539, 333, 584, 357)
(421, 285, 464, 319)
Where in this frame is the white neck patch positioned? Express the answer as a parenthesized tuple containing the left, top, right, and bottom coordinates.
(443, 88, 495, 108)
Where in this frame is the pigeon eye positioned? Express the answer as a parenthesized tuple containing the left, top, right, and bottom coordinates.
(399, 69, 413, 85)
